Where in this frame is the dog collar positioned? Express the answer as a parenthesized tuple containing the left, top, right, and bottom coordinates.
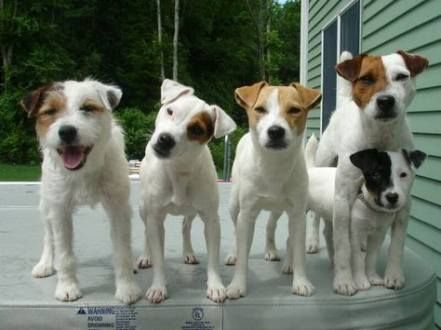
(357, 190, 377, 211)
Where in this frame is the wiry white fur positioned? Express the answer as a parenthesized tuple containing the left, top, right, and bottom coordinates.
(31, 79, 141, 304)
(315, 51, 418, 295)
(225, 89, 314, 299)
(138, 79, 236, 304)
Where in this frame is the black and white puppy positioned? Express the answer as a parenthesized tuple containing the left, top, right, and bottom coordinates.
(349, 148, 426, 290)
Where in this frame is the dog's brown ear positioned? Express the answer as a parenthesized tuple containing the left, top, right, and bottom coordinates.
(234, 81, 267, 109)
(335, 54, 365, 82)
(20, 85, 51, 118)
(291, 82, 322, 110)
(397, 50, 429, 77)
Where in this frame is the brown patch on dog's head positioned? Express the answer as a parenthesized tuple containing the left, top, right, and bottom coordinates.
(337, 54, 388, 109)
(278, 83, 321, 135)
(20, 84, 67, 139)
(187, 111, 214, 144)
(397, 50, 429, 77)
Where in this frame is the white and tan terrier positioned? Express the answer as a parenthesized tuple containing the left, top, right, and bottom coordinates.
(225, 81, 321, 299)
(314, 50, 428, 295)
(138, 79, 236, 304)
(21, 79, 141, 304)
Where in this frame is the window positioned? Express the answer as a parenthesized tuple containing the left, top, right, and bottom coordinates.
(321, 0, 360, 132)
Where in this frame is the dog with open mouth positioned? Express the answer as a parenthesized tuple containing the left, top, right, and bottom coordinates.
(137, 79, 236, 304)
(21, 79, 142, 304)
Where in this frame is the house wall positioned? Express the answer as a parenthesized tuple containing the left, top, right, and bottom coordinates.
(304, 0, 441, 327)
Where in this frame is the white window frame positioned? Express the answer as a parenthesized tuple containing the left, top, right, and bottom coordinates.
(319, 0, 362, 135)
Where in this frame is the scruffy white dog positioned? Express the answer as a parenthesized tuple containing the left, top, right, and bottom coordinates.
(21, 79, 141, 304)
(225, 81, 321, 299)
(138, 79, 236, 304)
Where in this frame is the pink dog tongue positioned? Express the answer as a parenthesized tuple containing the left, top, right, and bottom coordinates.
(62, 146, 84, 169)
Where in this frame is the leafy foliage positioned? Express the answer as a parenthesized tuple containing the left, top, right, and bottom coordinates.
(0, 0, 300, 171)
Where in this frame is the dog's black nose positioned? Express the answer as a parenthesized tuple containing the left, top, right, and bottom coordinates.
(377, 95, 395, 112)
(59, 125, 77, 144)
(267, 125, 285, 140)
(157, 133, 176, 150)
(386, 192, 399, 205)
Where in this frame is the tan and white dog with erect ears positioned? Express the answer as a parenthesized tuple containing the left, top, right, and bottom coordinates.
(137, 79, 236, 304)
(20, 79, 142, 304)
(314, 50, 428, 295)
(224, 81, 321, 299)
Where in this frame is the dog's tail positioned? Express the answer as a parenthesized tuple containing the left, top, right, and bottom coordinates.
(336, 51, 353, 108)
(304, 134, 318, 169)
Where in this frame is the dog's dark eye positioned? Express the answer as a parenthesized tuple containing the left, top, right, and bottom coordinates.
(188, 125, 205, 136)
(370, 172, 381, 181)
(400, 172, 408, 178)
(81, 105, 95, 113)
(42, 108, 57, 116)
(254, 106, 267, 114)
(288, 107, 301, 115)
(359, 75, 375, 85)
(395, 73, 409, 81)
(166, 108, 173, 116)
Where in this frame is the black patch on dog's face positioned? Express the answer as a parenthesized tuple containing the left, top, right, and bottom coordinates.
(350, 149, 392, 206)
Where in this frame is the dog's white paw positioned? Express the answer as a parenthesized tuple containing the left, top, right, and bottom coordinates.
(354, 273, 371, 290)
(207, 284, 226, 303)
(146, 285, 168, 304)
(306, 241, 319, 254)
(281, 260, 293, 274)
(32, 262, 55, 278)
(333, 273, 357, 296)
(184, 254, 199, 265)
(55, 280, 82, 302)
(136, 256, 152, 269)
(384, 269, 405, 290)
(264, 249, 280, 262)
(292, 277, 315, 296)
(115, 280, 142, 304)
(226, 281, 246, 300)
(224, 254, 237, 266)
(368, 272, 384, 286)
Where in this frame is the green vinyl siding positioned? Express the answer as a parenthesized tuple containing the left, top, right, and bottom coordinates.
(304, 0, 441, 327)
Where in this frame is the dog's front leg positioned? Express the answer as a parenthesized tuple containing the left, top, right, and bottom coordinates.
(199, 211, 226, 303)
(264, 211, 283, 261)
(384, 203, 410, 289)
(50, 206, 82, 302)
(103, 201, 142, 304)
(145, 212, 168, 303)
(365, 227, 388, 286)
(288, 208, 315, 296)
(332, 162, 361, 296)
(32, 201, 55, 278)
(226, 208, 258, 299)
(351, 223, 370, 290)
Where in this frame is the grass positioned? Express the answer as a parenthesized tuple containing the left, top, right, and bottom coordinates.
(0, 163, 41, 181)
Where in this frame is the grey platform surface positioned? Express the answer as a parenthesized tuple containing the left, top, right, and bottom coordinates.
(0, 182, 436, 330)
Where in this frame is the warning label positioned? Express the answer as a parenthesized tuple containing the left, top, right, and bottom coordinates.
(77, 306, 137, 330)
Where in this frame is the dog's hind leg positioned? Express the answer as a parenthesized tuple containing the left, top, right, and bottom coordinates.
(103, 200, 142, 304)
(306, 212, 320, 254)
(137, 204, 152, 269)
(225, 186, 240, 266)
(32, 201, 56, 278)
(199, 211, 226, 303)
(323, 220, 334, 266)
(264, 211, 283, 261)
(182, 214, 199, 264)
